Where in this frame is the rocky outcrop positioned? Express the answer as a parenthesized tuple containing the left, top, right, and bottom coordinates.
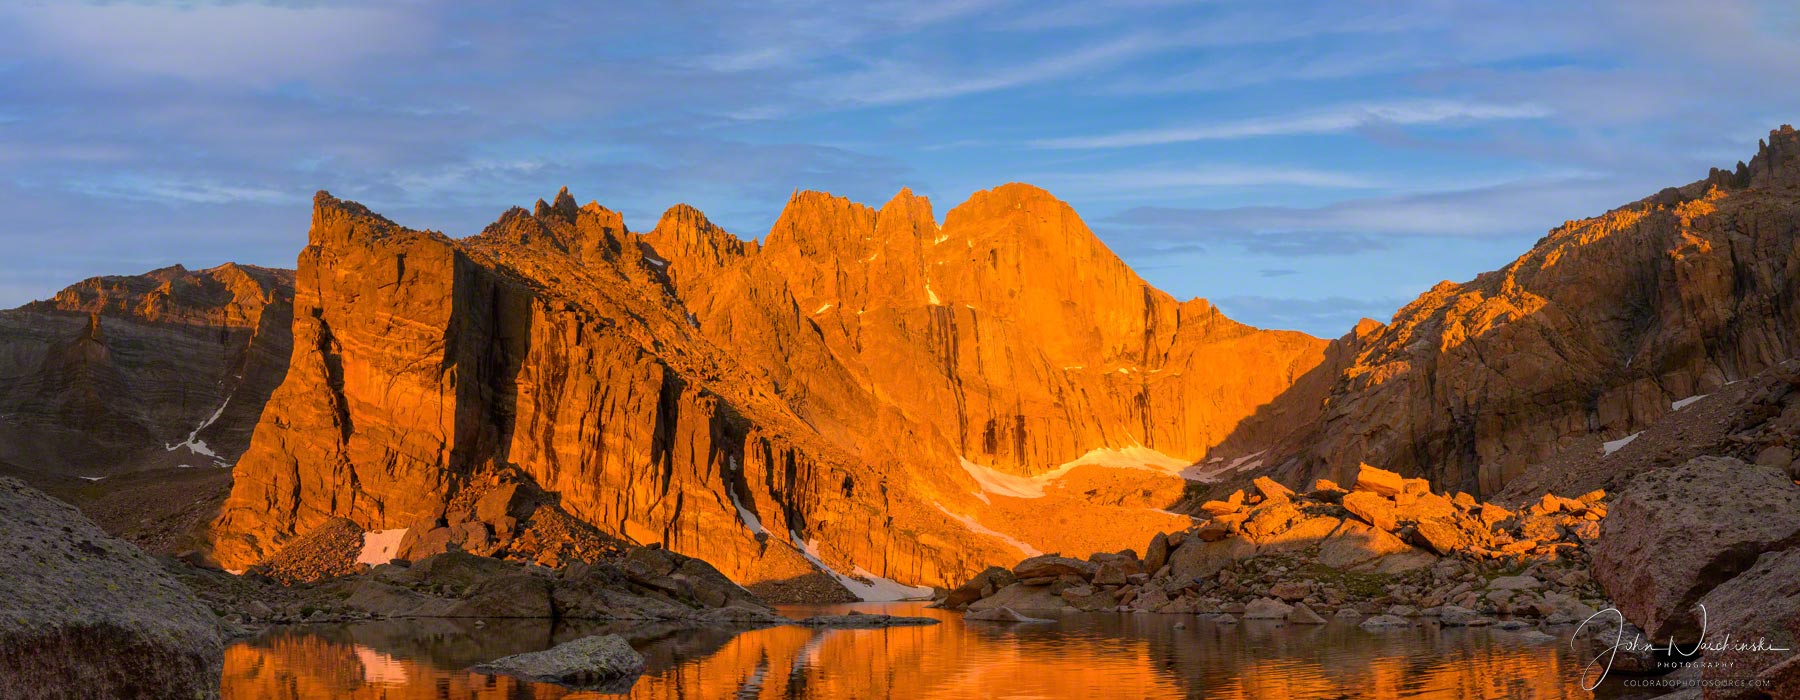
(949, 465, 1610, 626)
(472, 634, 646, 690)
(212, 185, 1320, 592)
(1224, 127, 1800, 498)
(0, 263, 293, 478)
(1592, 456, 1800, 642)
(0, 477, 223, 700)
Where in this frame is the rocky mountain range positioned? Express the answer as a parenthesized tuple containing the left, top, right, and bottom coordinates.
(7, 126, 1800, 601)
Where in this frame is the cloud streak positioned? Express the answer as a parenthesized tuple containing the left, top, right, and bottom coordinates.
(1032, 99, 1552, 149)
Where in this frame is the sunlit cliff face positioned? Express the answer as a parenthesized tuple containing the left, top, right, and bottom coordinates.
(222, 607, 1593, 700)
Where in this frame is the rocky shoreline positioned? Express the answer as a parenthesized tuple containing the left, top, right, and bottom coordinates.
(943, 465, 1613, 633)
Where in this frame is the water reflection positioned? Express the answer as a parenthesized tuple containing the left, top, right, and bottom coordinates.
(222, 603, 1599, 699)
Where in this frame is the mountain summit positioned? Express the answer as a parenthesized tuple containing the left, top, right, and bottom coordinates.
(209, 183, 1325, 591)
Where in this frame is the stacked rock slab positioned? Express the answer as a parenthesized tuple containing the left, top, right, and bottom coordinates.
(0, 477, 223, 700)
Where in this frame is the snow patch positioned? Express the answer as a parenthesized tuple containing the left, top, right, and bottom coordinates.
(932, 503, 1042, 557)
(813, 303, 833, 315)
(789, 531, 932, 601)
(1602, 432, 1641, 456)
(1181, 450, 1267, 483)
(1671, 395, 1708, 411)
(726, 462, 769, 536)
(926, 283, 942, 305)
(79, 476, 104, 482)
(933, 233, 948, 244)
(165, 399, 230, 465)
(644, 256, 668, 268)
(356, 528, 409, 567)
(960, 458, 1045, 499)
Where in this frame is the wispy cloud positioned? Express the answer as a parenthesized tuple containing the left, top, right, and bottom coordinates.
(1033, 99, 1552, 149)
(1027, 165, 1378, 198)
(823, 34, 1155, 105)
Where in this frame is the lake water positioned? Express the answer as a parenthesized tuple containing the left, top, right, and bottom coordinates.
(221, 602, 1606, 699)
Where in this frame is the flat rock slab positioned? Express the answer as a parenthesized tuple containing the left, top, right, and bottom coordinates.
(472, 634, 646, 691)
(792, 613, 940, 628)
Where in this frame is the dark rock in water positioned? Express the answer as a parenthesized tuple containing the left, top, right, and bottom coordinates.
(0, 476, 224, 700)
(792, 611, 940, 628)
(471, 634, 646, 691)
(965, 607, 1053, 623)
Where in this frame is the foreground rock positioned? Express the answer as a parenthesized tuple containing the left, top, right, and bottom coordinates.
(793, 612, 940, 628)
(472, 634, 645, 690)
(965, 607, 1053, 623)
(0, 477, 223, 700)
(948, 465, 1611, 625)
(1592, 456, 1800, 641)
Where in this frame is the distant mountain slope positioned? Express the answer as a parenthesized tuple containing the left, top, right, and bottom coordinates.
(209, 185, 1325, 588)
(1218, 126, 1800, 498)
(0, 263, 293, 478)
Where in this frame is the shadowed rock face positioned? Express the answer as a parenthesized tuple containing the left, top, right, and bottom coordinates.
(1224, 126, 1800, 497)
(0, 476, 223, 700)
(211, 185, 1324, 589)
(0, 262, 294, 477)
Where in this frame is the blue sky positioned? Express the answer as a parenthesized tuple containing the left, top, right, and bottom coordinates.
(3, 1, 1798, 336)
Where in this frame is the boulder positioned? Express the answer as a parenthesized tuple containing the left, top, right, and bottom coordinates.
(1487, 575, 1543, 591)
(967, 582, 1067, 614)
(1592, 456, 1800, 641)
(1252, 476, 1295, 502)
(1438, 606, 1491, 626)
(448, 574, 553, 618)
(1341, 491, 1396, 532)
(944, 566, 1015, 609)
(1359, 614, 1411, 630)
(1693, 547, 1800, 694)
(1412, 518, 1466, 555)
(1268, 581, 1311, 602)
(1240, 502, 1300, 540)
(1257, 516, 1341, 552)
(1013, 555, 1098, 581)
(0, 477, 223, 700)
(1243, 598, 1294, 619)
(965, 607, 1054, 623)
(474, 482, 530, 523)
(1167, 536, 1256, 582)
(472, 634, 645, 690)
(1092, 560, 1134, 586)
(1393, 492, 1457, 522)
(794, 613, 939, 628)
(1287, 603, 1328, 625)
(1317, 520, 1413, 570)
(1145, 533, 1170, 573)
(1354, 464, 1406, 496)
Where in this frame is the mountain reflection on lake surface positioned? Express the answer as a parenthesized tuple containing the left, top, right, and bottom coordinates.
(222, 602, 1599, 699)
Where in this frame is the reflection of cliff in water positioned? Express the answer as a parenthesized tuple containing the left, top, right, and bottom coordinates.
(222, 604, 1597, 699)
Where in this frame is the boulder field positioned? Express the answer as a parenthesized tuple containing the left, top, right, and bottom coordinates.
(943, 465, 1611, 631)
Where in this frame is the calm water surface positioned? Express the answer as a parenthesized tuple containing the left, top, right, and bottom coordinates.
(222, 602, 1603, 699)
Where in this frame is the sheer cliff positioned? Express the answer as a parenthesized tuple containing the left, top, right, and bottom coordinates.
(209, 185, 1325, 589)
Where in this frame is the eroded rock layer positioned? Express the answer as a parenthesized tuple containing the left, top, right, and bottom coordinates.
(213, 186, 1323, 589)
(0, 263, 293, 477)
(1225, 126, 1800, 497)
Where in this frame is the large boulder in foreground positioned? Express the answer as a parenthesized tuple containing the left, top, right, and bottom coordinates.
(472, 634, 645, 691)
(1592, 456, 1800, 641)
(0, 477, 223, 700)
(1693, 547, 1800, 698)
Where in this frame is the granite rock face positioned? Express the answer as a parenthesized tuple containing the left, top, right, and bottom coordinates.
(1224, 127, 1800, 497)
(0, 477, 223, 700)
(1592, 456, 1800, 642)
(0, 263, 293, 477)
(212, 186, 1323, 590)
